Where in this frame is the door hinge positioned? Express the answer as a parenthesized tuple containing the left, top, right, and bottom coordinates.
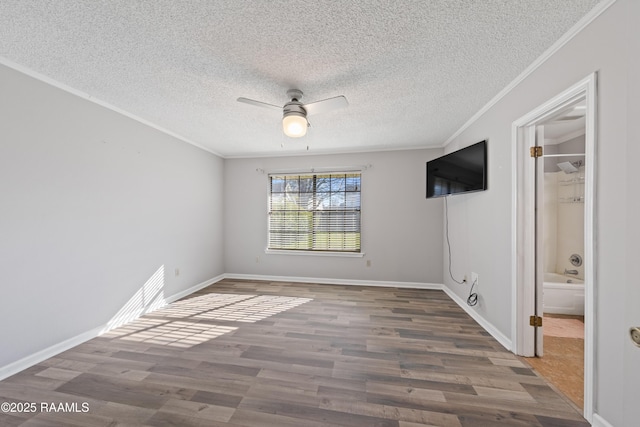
(530, 146, 543, 158)
(529, 315, 543, 327)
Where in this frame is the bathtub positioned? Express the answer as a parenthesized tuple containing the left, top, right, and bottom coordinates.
(543, 272, 584, 315)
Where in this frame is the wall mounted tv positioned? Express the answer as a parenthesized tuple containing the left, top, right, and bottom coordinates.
(426, 140, 487, 198)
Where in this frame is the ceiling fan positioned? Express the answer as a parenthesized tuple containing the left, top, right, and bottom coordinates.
(237, 89, 348, 138)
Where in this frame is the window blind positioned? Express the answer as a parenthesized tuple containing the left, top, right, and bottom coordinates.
(268, 172, 361, 252)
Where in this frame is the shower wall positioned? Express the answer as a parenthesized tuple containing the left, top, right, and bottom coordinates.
(543, 135, 586, 279)
(544, 170, 585, 278)
(543, 172, 559, 274)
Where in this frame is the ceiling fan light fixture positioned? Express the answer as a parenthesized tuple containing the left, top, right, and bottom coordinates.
(238, 89, 346, 138)
(282, 112, 308, 137)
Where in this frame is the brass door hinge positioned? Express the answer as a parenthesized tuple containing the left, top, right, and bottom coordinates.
(530, 146, 543, 158)
(529, 315, 543, 327)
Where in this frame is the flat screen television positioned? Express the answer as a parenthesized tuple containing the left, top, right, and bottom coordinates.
(426, 140, 487, 198)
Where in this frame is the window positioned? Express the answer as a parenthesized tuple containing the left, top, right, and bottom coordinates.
(268, 172, 361, 253)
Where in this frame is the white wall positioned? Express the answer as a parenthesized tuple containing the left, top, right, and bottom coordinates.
(224, 149, 444, 285)
(443, 1, 636, 424)
(544, 135, 586, 279)
(0, 63, 225, 374)
(623, 0, 640, 425)
(543, 172, 558, 275)
(545, 169, 585, 278)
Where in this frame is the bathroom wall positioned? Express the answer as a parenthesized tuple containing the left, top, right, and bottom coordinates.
(544, 136, 586, 279)
(545, 169, 585, 279)
(544, 134, 586, 171)
(543, 172, 558, 274)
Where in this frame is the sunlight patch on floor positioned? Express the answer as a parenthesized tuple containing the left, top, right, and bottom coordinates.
(101, 292, 313, 348)
(194, 294, 312, 323)
(103, 317, 237, 348)
(152, 292, 312, 323)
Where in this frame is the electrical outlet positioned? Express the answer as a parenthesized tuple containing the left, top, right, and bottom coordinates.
(366, 260, 371, 267)
(471, 272, 478, 285)
(631, 327, 640, 347)
(256, 256, 260, 263)
(175, 268, 180, 277)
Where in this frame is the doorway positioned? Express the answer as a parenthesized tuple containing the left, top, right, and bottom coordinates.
(526, 103, 586, 408)
(512, 73, 596, 421)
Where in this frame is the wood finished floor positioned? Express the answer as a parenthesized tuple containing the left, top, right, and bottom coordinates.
(0, 279, 589, 426)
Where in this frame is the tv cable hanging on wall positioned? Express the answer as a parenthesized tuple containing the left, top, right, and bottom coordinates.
(444, 196, 478, 307)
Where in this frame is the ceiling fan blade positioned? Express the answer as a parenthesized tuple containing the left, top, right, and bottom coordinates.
(303, 95, 348, 115)
(237, 97, 282, 111)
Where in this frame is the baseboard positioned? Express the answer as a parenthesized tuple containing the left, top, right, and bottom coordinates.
(442, 285, 513, 351)
(591, 413, 614, 427)
(0, 325, 105, 381)
(223, 273, 443, 290)
(0, 274, 225, 381)
(165, 274, 226, 304)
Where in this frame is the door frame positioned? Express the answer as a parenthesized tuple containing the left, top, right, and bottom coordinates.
(511, 73, 597, 420)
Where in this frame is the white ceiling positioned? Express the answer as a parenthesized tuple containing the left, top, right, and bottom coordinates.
(0, 1, 603, 158)
(542, 101, 587, 143)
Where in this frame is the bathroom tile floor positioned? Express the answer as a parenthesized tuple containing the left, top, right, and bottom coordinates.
(524, 314, 585, 409)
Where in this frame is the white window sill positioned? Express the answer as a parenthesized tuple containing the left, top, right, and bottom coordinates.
(264, 249, 365, 258)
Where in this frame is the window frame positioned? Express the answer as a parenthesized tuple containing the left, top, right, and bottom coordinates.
(265, 170, 363, 256)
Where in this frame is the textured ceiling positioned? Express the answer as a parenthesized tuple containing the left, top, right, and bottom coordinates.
(0, 1, 602, 157)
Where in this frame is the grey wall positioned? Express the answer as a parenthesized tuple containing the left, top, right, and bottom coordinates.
(0, 63, 225, 371)
(623, 0, 640, 422)
(224, 149, 444, 284)
(544, 134, 585, 171)
(442, 0, 637, 425)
